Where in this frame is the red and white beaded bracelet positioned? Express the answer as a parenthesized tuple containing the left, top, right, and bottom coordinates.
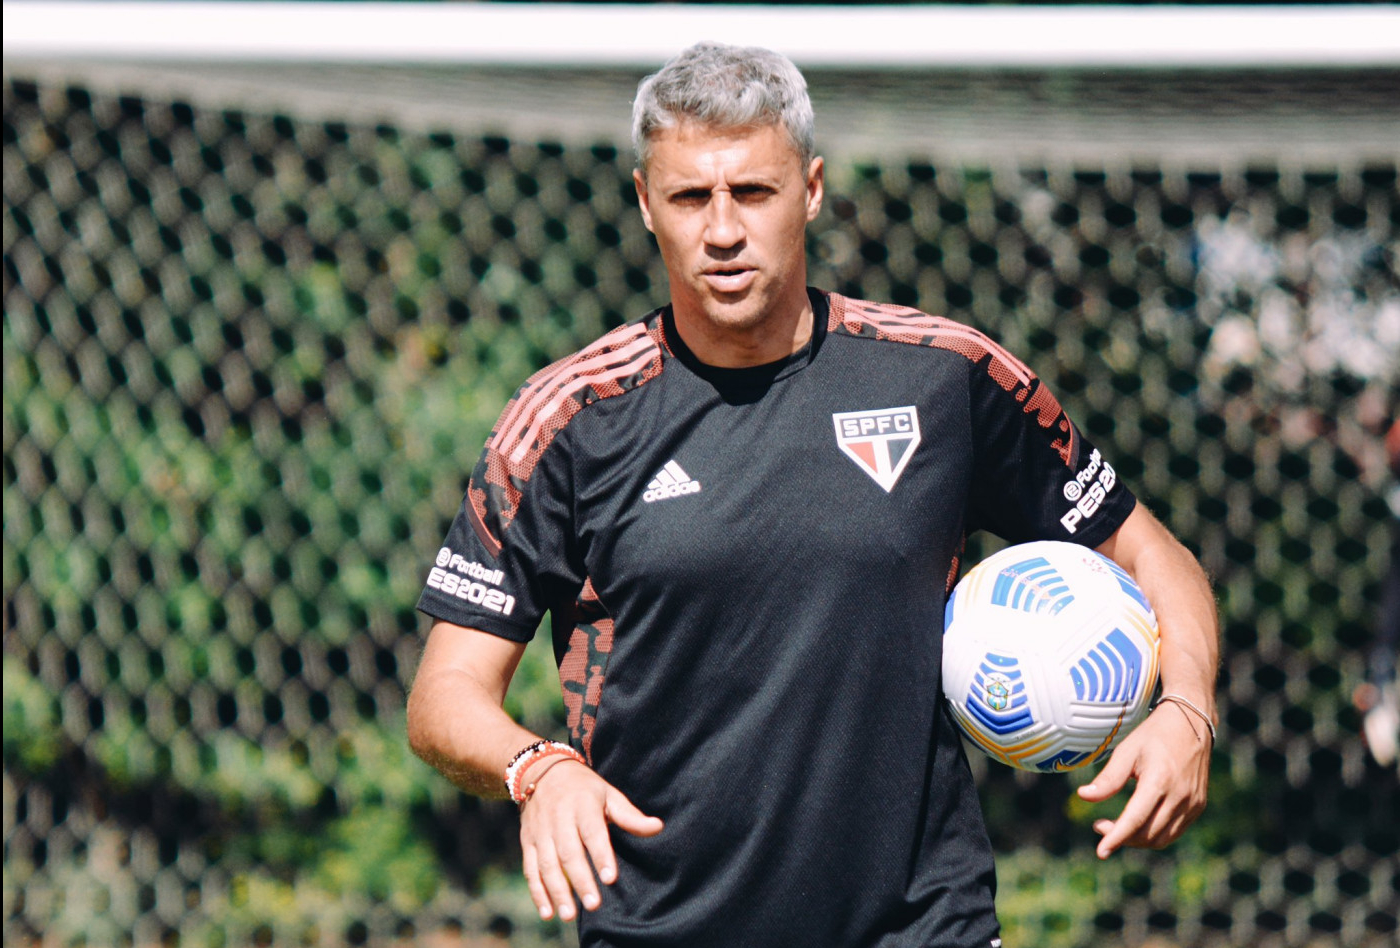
(504, 740, 585, 805)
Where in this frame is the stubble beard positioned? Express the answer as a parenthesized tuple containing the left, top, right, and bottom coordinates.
(698, 291, 770, 334)
(688, 265, 808, 337)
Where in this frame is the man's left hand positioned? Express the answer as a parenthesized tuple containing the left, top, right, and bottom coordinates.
(1076, 699, 1211, 859)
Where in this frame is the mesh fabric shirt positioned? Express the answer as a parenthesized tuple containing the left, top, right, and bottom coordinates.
(417, 290, 1137, 948)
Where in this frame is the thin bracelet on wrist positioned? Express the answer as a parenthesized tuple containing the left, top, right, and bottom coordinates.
(516, 754, 577, 805)
(1154, 692, 1217, 745)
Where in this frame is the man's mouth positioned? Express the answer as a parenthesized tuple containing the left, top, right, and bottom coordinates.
(702, 266, 756, 292)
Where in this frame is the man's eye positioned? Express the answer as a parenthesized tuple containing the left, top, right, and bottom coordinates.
(672, 190, 709, 204)
(733, 186, 775, 203)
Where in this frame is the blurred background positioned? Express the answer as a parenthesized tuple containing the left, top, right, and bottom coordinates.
(4, 2, 1399, 946)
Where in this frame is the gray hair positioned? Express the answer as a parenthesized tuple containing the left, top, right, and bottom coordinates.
(631, 41, 815, 175)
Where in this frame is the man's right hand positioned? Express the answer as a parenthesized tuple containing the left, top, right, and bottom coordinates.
(519, 759, 664, 921)
(407, 623, 664, 920)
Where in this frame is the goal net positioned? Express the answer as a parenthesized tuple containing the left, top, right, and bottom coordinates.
(5, 5, 1399, 947)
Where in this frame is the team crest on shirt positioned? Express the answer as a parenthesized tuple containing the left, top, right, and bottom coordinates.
(832, 406, 921, 492)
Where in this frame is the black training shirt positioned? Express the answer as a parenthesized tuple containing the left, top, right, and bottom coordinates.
(418, 290, 1136, 948)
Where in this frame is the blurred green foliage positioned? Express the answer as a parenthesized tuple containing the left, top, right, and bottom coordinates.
(4, 657, 64, 773)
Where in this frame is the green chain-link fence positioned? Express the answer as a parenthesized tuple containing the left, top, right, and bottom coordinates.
(4, 75, 1398, 947)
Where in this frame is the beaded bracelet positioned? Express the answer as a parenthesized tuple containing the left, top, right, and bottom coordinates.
(1155, 693, 1217, 745)
(504, 740, 585, 805)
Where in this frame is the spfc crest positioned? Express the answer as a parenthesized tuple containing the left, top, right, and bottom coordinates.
(832, 405, 921, 492)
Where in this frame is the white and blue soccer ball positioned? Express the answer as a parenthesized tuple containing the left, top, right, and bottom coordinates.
(942, 540, 1160, 773)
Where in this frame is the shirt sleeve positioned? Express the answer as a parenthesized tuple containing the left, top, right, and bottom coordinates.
(964, 356, 1136, 549)
(415, 416, 584, 643)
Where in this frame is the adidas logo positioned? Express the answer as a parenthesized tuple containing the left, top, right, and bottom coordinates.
(642, 460, 701, 503)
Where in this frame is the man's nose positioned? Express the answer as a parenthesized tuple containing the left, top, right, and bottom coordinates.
(703, 193, 743, 249)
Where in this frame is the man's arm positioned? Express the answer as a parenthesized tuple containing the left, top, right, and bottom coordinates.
(1078, 503, 1219, 858)
(407, 620, 663, 920)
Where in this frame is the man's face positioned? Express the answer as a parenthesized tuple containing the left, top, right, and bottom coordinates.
(634, 122, 823, 342)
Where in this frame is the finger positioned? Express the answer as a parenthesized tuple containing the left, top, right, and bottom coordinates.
(521, 844, 553, 921)
(534, 838, 579, 922)
(1139, 788, 1198, 849)
(579, 803, 620, 886)
(604, 788, 665, 837)
(1078, 744, 1139, 802)
(1145, 809, 1189, 850)
(1095, 779, 1162, 859)
(1102, 765, 1206, 852)
(554, 824, 603, 913)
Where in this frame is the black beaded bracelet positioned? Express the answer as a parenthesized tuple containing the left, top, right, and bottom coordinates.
(504, 739, 584, 804)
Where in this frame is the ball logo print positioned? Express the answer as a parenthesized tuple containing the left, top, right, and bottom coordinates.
(968, 657, 1033, 734)
(984, 675, 1012, 712)
(942, 541, 1160, 772)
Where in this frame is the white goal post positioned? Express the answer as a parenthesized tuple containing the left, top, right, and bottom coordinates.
(4, 4, 1399, 165)
(5, 2, 1400, 68)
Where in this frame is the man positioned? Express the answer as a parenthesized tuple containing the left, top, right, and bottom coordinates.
(408, 42, 1218, 948)
(1355, 418, 1400, 771)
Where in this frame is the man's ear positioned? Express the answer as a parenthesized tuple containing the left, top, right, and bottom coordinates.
(805, 156, 825, 222)
(634, 169, 655, 233)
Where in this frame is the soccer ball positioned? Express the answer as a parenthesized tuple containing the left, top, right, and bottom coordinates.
(942, 540, 1160, 772)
